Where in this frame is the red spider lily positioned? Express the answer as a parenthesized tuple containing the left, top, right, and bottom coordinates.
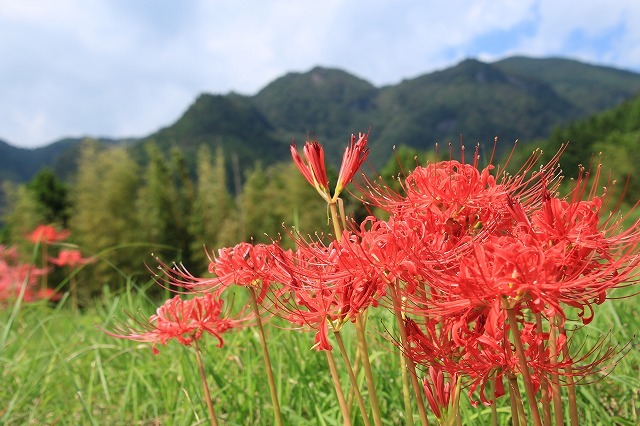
(423, 366, 460, 424)
(291, 132, 369, 203)
(291, 138, 331, 202)
(0, 254, 53, 302)
(209, 242, 291, 300)
(147, 243, 290, 298)
(273, 239, 351, 351)
(108, 293, 239, 355)
(27, 224, 70, 244)
(49, 249, 95, 268)
(334, 132, 369, 198)
(271, 231, 386, 351)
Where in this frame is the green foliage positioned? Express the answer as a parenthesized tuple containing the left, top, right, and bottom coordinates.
(136, 144, 195, 263)
(71, 142, 144, 290)
(240, 162, 331, 246)
(189, 145, 238, 268)
(1, 168, 69, 249)
(1, 182, 48, 250)
(26, 168, 70, 227)
(515, 94, 640, 206)
(1, 277, 638, 424)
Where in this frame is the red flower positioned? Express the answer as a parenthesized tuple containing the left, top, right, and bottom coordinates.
(108, 293, 238, 355)
(272, 230, 386, 351)
(335, 132, 369, 198)
(49, 249, 94, 268)
(208, 242, 290, 303)
(27, 225, 70, 244)
(291, 132, 369, 203)
(291, 138, 331, 202)
(0, 251, 52, 303)
(423, 366, 459, 421)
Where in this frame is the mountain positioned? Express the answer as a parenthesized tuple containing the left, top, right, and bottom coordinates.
(493, 56, 640, 113)
(3, 56, 640, 184)
(0, 137, 133, 183)
(132, 93, 283, 168)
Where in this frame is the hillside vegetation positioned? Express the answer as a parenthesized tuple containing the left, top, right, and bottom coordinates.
(2, 56, 640, 185)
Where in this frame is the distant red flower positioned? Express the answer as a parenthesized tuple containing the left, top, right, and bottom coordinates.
(49, 249, 94, 268)
(0, 253, 52, 303)
(27, 225, 70, 244)
(108, 293, 238, 355)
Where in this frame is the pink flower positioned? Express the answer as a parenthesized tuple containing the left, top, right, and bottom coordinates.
(27, 225, 70, 244)
(0, 251, 52, 303)
(49, 249, 94, 268)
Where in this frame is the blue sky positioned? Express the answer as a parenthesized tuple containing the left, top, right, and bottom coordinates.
(1, 0, 639, 148)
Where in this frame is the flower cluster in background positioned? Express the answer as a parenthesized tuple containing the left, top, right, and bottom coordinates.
(1, 225, 93, 308)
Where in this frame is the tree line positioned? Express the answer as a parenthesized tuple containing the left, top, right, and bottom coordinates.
(1, 140, 338, 298)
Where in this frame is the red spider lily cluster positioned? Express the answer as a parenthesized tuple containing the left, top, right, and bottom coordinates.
(1, 225, 94, 305)
(112, 133, 640, 424)
(0, 244, 54, 303)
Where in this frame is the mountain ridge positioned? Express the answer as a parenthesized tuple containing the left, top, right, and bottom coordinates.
(3, 55, 640, 183)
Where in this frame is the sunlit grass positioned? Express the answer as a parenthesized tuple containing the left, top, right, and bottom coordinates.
(1, 279, 638, 425)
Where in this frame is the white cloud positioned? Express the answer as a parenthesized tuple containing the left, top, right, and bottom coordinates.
(1, 0, 639, 148)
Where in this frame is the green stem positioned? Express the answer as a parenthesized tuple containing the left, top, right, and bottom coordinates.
(41, 243, 48, 290)
(548, 322, 565, 426)
(70, 273, 78, 315)
(400, 350, 415, 426)
(329, 201, 343, 241)
(558, 322, 579, 426)
(249, 287, 283, 426)
(506, 308, 542, 426)
(507, 374, 525, 426)
(346, 338, 362, 414)
(490, 379, 498, 426)
(535, 314, 552, 426)
(334, 330, 372, 426)
(390, 283, 430, 426)
(194, 340, 218, 426)
(325, 349, 353, 426)
(355, 314, 383, 426)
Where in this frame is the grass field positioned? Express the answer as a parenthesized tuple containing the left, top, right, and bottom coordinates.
(1, 277, 638, 425)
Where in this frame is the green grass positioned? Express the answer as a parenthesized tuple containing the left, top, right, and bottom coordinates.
(1, 280, 639, 425)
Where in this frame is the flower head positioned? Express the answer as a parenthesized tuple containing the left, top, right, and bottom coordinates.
(291, 138, 331, 202)
(335, 132, 369, 199)
(291, 132, 369, 203)
(108, 293, 237, 355)
(27, 225, 70, 244)
(49, 249, 94, 268)
(0, 249, 52, 303)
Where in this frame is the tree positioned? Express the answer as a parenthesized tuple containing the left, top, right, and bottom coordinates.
(188, 146, 237, 268)
(26, 168, 70, 227)
(71, 141, 142, 290)
(240, 162, 330, 247)
(1, 182, 48, 251)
